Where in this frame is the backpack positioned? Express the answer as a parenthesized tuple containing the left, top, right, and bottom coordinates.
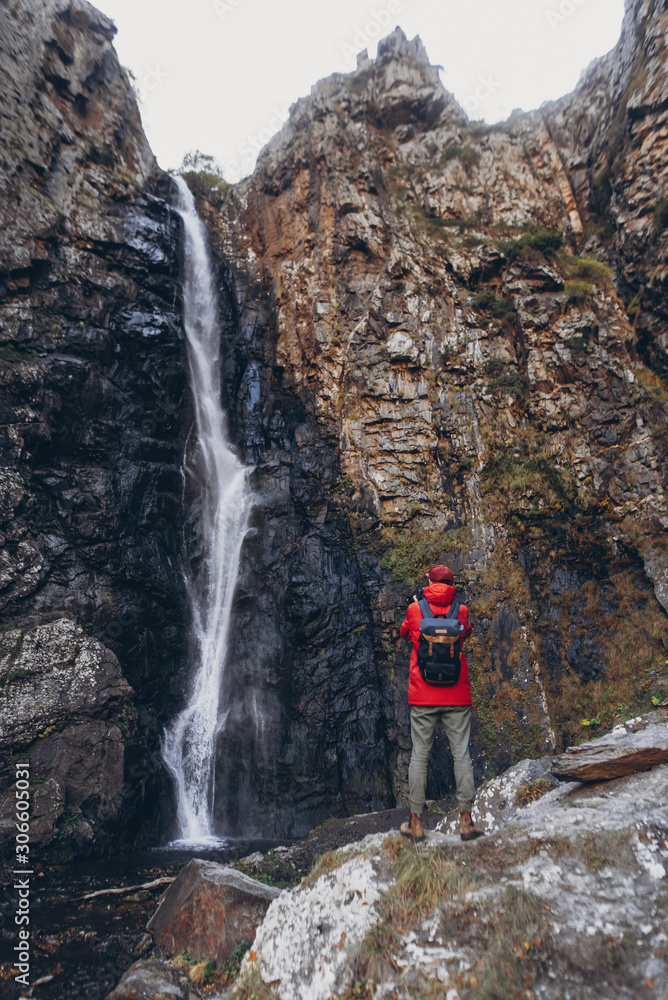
(416, 597, 464, 686)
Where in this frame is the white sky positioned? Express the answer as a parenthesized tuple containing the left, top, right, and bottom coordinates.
(98, 0, 626, 182)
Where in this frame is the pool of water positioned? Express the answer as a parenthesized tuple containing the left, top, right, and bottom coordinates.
(0, 838, 285, 1000)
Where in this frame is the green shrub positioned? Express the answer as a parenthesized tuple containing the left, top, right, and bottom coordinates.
(561, 335, 589, 356)
(381, 524, 472, 584)
(559, 254, 612, 285)
(220, 941, 252, 982)
(564, 279, 594, 303)
(472, 289, 516, 319)
(88, 140, 115, 168)
(498, 225, 564, 262)
(174, 150, 228, 199)
(411, 204, 450, 241)
(483, 359, 527, 398)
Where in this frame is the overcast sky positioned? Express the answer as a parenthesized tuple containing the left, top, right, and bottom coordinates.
(98, 0, 626, 182)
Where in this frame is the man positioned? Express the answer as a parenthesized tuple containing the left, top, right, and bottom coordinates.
(399, 564, 484, 842)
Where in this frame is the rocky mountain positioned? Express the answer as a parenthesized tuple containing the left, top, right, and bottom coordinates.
(0, 0, 667, 857)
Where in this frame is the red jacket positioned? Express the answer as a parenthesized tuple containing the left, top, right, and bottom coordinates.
(400, 582, 473, 706)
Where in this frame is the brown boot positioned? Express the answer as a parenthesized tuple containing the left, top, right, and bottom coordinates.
(400, 812, 425, 841)
(460, 810, 484, 841)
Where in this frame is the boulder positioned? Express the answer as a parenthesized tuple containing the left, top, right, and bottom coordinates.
(0, 619, 138, 855)
(146, 859, 280, 967)
(105, 958, 193, 1000)
(552, 719, 668, 782)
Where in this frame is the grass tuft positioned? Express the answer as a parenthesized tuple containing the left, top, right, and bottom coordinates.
(498, 225, 563, 261)
(559, 253, 612, 285)
(564, 279, 595, 303)
(302, 848, 360, 886)
(514, 777, 552, 807)
(381, 523, 472, 584)
(231, 967, 280, 1000)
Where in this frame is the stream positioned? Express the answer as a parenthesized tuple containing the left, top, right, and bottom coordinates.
(0, 840, 282, 1000)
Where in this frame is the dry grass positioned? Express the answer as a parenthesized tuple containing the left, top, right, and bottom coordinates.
(302, 847, 361, 886)
(352, 841, 482, 983)
(172, 952, 215, 985)
(547, 569, 668, 746)
(457, 886, 550, 1000)
(634, 366, 668, 405)
(575, 830, 637, 872)
(188, 961, 212, 986)
(231, 967, 280, 1000)
(514, 777, 552, 807)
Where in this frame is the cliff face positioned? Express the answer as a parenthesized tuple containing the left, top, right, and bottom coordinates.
(0, 0, 667, 854)
(196, 0, 668, 834)
(0, 0, 189, 856)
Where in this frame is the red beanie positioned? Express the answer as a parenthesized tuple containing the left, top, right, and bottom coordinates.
(428, 564, 454, 584)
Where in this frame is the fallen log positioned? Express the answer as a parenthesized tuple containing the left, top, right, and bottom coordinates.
(81, 876, 175, 900)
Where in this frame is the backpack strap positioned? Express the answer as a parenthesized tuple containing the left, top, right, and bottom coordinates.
(418, 598, 432, 620)
(419, 597, 460, 620)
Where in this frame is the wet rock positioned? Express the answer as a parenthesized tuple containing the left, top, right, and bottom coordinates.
(0, 620, 139, 853)
(0, 0, 187, 856)
(146, 859, 280, 967)
(0, 619, 133, 745)
(552, 719, 668, 782)
(105, 957, 193, 1000)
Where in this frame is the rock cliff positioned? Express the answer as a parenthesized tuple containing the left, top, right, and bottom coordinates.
(0, 0, 189, 856)
(0, 0, 667, 855)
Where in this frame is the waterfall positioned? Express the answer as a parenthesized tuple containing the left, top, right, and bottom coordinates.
(162, 176, 252, 845)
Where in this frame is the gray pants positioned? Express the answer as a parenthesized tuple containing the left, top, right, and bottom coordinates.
(408, 705, 475, 814)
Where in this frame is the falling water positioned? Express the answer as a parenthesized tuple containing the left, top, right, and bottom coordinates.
(162, 176, 252, 844)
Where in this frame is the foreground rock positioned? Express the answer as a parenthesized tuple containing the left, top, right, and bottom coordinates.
(238, 755, 668, 1000)
(242, 851, 387, 1000)
(146, 859, 280, 967)
(552, 714, 668, 782)
(105, 957, 194, 1000)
